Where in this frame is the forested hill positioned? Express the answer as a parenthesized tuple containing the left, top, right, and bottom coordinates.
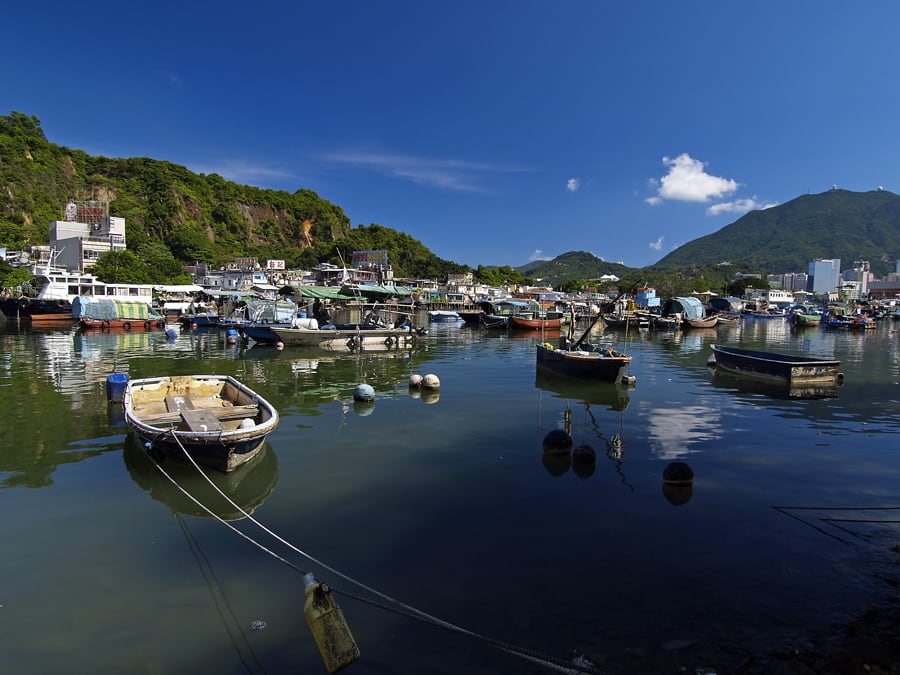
(648, 188, 900, 278)
(0, 111, 467, 281)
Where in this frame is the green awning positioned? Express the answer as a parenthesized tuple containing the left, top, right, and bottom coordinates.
(296, 286, 357, 300)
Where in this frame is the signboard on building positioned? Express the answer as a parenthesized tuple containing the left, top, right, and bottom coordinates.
(352, 250, 389, 266)
(69, 200, 108, 227)
(266, 259, 285, 270)
(234, 257, 259, 270)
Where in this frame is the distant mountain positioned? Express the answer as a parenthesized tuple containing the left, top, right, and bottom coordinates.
(648, 188, 900, 278)
(517, 251, 633, 286)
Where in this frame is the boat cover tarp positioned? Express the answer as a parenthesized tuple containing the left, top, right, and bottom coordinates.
(72, 297, 163, 320)
(296, 286, 357, 300)
(667, 296, 706, 320)
(340, 284, 415, 299)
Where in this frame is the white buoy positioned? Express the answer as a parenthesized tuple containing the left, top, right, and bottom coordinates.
(353, 383, 375, 402)
(422, 373, 440, 390)
(408, 373, 424, 388)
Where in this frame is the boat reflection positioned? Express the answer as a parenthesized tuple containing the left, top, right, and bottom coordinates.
(710, 369, 841, 400)
(535, 372, 631, 411)
(536, 374, 632, 487)
(123, 434, 278, 520)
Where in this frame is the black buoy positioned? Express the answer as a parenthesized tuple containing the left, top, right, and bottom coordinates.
(572, 443, 596, 464)
(542, 429, 573, 455)
(663, 461, 694, 506)
(663, 461, 694, 485)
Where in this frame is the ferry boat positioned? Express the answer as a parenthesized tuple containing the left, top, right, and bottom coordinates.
(0, 251, 156, 322)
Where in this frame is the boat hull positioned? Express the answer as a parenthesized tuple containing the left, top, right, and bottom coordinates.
(272, 325, 419, 349)
(123, 374, 280, 473)
(0, 297, 74, 321)
(536, 344, 632, 383)
(709, 344, 842, 386)
(80, 318, 167, 331)
(509, 316, 564, 330)
(683, 317, 719, 329)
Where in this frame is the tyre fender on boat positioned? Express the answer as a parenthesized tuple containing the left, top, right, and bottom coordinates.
(123, 322, 132, 331)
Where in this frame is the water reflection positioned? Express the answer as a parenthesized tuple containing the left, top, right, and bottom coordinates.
(710, 368, 842, 400)
(124, 434, 279, 520)
(646, 404, 724, 460)
(535, 374, 633, 486)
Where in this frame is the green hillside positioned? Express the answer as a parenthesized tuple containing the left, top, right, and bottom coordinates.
(0, 111, 465, 282)
(518, 251, 633, 287)
(648, 188, 900, 278)
(4, 110, 900, 289)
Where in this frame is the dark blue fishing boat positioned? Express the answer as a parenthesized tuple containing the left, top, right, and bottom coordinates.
(536, 343, 632, 383)
(709, 344, 843, 386)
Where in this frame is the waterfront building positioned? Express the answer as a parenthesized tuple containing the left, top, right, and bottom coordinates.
(50, 199, 126, 272)
(808, 258, 841, 296)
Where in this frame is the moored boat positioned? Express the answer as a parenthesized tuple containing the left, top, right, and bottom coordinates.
(427, 309, 462, 322)
(791, 312, 821, 327)
(73, 297, 166, 331)
(509, 314, 564, 330)
(272, 318, 422, 349)
(536, 342, 633, 383)
(0, 251, 156, 322)
(123, 374, 280, 473)
(708, 344, 843, 386)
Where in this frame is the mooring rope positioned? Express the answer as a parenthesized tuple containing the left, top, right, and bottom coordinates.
(148, 431, 605, 675)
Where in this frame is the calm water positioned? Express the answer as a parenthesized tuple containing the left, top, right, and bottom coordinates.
(2, 314, 900, 674)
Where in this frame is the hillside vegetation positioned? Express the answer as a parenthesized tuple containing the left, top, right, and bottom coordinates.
(3, 111, 899, 292)
(0, 112, 466, 282)
(648, 189, 900, 278)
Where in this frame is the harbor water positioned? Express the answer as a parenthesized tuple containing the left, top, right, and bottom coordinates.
(1, 315, 899, 674)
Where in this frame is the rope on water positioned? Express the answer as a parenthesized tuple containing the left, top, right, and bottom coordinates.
(149, 430, 606, 675)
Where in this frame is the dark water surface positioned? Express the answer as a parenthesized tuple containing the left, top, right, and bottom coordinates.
(2, 315, 899, 674)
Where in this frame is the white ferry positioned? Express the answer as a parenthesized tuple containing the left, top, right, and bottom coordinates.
(1, 252, 156, 322)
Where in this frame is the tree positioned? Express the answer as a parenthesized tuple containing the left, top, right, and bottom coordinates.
(0, 258, 32, 290)
(91, 250, 151, 283)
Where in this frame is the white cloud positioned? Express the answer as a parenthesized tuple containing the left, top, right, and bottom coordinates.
(649, 237, 664, 251)
(707, 197, 779, 216)
(648, 153, 738, 203)
(529, 249, 551, 262)
(567, 178, 580, 192)
(192, 159, 294, 183)
(322, 150, 530, 193)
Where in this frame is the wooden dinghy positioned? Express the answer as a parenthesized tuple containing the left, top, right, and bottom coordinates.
(123, 374, 279, 473)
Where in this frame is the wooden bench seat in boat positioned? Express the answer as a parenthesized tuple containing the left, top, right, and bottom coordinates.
(138, 403, 259, 425)
(178, 408, 224, 432)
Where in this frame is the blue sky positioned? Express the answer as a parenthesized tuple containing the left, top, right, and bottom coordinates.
(5, 1, 900, 269)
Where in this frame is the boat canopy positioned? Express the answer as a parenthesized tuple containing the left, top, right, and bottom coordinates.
(153, 284, 204, 294)
(296, 286, 357, 300)
(339, 283, 415, 299)
(72, 297, 163, 320)
(665, 296, 706, 320)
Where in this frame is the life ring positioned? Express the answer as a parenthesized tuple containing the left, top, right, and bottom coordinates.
(56, 299, 68, 308)
(123, 322, 132, 331)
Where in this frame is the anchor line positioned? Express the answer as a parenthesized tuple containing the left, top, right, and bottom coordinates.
(173, 511, 267, 675)
(147, 430, 606, 675)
